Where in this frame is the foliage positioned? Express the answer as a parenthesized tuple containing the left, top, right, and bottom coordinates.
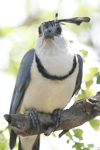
(70, 48, 100, 149)
(89, 119, 100, 131)
(0, 132, 7, 150)
(66, 129, 94, 150)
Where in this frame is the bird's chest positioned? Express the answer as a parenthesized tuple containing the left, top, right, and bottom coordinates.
(36, 48, 74, 76)
(19, 54, 78, 114)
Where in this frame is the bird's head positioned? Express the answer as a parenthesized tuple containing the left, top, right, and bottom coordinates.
(38, 14, 62, 40)
(35, 13, 90, 49)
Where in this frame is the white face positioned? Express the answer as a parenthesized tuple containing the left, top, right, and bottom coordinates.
(38, 21, 62, 38)
(34, 21, 67, 50)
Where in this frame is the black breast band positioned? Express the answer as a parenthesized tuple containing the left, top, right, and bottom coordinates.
(35, 53, 77, 80)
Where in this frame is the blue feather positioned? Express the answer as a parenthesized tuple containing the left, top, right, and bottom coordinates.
(72, 54, 83, 96)
(9, 48, 35, 149)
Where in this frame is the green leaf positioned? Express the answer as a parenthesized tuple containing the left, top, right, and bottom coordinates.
(80, 90, 87, 98)
(83, 148, 90, 150)
(75, 89, 87, 101)
(89, 67, 98, 75)
(52, 132, 56, 137)
(89, 119, 100, 131)
(85, 87, 95, 97)
(86, 80, 93, 87)
(84, 73, 94, 82)
(72, 142, 84, 150)
(83, 57, 86, 63)
(97, 75, 100, 84)
(67, 140, 69, 143)
(88, 144, 94, 148)
(66, 132, 73, 140)
(80, 49, 88, 56)
(69, 40, 74, 43)
(0, 132, 7, 150)
(73, 129, 83, 140)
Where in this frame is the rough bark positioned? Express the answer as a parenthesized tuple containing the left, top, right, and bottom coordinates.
(4, 92, 100, 137)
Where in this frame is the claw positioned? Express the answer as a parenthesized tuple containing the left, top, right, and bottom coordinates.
(52, 109, 61, 131)
(29, 108, 42, 134)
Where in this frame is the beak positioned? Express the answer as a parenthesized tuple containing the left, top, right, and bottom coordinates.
(43, 27, 54, 39)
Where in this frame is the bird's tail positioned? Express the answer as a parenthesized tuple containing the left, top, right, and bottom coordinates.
(18, 135, 40, 150)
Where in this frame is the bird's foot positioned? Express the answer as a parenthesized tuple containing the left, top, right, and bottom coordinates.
(52, 109, 61, 131)
(29, 108, 42, 134)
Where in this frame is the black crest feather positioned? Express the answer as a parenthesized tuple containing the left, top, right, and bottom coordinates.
(54, 13, 90, 26)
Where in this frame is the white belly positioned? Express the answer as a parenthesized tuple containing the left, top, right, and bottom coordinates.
(19, 62, 78, 114)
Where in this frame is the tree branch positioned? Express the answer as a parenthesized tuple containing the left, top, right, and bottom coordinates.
(4, 92, 100, 137)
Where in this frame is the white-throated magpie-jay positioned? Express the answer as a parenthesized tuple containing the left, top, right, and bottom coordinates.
(9, 13, 90, 150)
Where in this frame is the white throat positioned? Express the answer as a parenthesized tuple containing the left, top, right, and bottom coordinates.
(34, 35, 75, 76)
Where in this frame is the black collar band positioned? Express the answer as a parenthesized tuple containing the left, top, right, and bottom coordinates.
(35, 53, 77, 81)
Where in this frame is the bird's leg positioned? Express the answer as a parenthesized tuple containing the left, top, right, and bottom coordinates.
(52, 109, 61, 131)
(29, 108, 42, 134)
(44, 109, 61, 136)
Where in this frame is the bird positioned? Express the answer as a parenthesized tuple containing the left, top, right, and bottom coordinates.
(9, 13, 90, 150)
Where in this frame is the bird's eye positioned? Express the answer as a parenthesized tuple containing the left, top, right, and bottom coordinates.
(56, 26, 62, 34)
(38, 26, 42, 35)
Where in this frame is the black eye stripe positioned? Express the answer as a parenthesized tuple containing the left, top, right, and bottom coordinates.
(57, 26, 61, 31)
(56, 25, 62, 34)
(38, 26, 41, 35)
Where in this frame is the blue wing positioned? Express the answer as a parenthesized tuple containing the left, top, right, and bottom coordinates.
(72, 54, 83, 96)
(10, 48, 35, 114)
(9, 48, 35, 149)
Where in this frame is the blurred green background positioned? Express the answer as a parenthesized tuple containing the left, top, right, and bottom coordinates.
(0, 0, 100, 149)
